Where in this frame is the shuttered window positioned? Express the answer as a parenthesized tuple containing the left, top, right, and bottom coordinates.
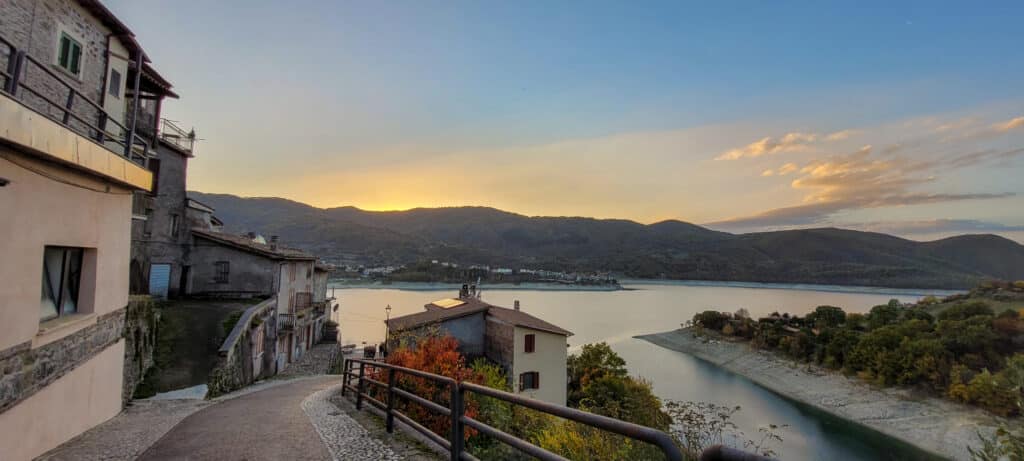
(519, 371, 539, 391)
(57, 33, 83, 76)
(524, 334, 535, 353)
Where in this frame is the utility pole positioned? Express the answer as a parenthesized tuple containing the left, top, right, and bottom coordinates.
(384, 304, 392, 357)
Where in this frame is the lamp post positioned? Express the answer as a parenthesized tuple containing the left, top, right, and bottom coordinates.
(384, 304, 392, 357)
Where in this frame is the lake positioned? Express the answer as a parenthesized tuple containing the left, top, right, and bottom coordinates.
(329, 281, 959, 460)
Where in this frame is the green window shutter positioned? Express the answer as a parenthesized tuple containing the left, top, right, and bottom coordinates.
(58, 36, 71, 69)
(69, 42, 81, 75)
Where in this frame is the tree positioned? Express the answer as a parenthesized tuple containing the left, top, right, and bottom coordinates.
(937, 301, 994, 322)
(867, 303, 900, 330)
(809, 305, 846, 329)
(567, 342, 627, 406)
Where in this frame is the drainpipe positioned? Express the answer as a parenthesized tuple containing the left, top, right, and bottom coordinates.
(97, 34, 111, 142)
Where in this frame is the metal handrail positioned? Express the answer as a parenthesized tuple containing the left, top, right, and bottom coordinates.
(343, 358, 748, 461)
(0, 32, 148, 166)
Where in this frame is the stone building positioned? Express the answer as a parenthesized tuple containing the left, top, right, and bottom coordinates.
(386, 286, 573, 405)
(128, 118, 198, 299)
(0, 1, 170, 458)
(188, 230, 329, 371)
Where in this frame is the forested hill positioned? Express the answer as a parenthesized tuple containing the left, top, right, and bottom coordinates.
(188, 192, 1024, 289)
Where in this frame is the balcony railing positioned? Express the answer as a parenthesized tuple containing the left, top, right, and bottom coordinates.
(342, 359, 772, 461)
(0, 33, 149, 165)
(278, 313, 295, 331)
(160, 118, 196, 153)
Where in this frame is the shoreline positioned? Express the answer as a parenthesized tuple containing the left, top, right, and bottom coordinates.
(636, 328, 1005, 461)
(327, 281, 625, 291)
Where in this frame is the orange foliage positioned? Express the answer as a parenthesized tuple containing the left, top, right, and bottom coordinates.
(369, 335, 483, 441)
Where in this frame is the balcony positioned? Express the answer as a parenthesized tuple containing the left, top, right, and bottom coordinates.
(278, 313, 295, 332)
(1, 33, 150, 166)
(159, 118, 196, 155)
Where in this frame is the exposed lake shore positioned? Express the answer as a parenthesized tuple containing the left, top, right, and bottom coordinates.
(637, 328, 1006, 461)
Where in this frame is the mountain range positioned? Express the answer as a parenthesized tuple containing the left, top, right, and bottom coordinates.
(188, 192, 1024, 289)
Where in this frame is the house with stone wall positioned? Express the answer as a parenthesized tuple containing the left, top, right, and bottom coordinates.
(188, 229, 331, 372)
(0, 1, 172, 458)
(386, 286, 572, 405)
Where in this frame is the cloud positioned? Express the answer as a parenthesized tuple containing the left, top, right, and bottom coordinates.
(760, 163, 798, 177)
(824, 130, 856, 141)
(707, 143, 1016, 231)
(716, 132, 818, 160)
(716, 129, 857, 160)
(992, 116, 1024, 133)
(845, 219, 1024, 236)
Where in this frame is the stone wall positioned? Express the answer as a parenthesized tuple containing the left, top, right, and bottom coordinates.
(485, 317, 515, 372)
(0, 0, 122, 135)
(206, 299, 277, 398)
(0, 308, 125, 414)
(129, 142, 192, 297)
(121, 296, 159, 404)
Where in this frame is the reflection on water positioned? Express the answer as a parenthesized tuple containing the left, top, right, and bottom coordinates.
(332, 282, 951, 461)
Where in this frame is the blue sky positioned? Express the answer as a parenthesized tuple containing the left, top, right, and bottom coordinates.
(107, 1, 1024, 241)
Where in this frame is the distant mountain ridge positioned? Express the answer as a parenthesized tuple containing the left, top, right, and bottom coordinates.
(188, 192, 1024, 289)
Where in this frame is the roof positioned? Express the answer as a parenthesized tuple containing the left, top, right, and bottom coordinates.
(487, 305, 573, 336)
(186, 198, 216, 214)
(314, 262, 334, 272)
(386, 297, 573, 337)
(191, 229, 315, 261)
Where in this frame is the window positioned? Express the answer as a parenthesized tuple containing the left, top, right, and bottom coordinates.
(214, 261, 230, 284)
(519, 371, 539, 391)
(108, 69, 122, 98)
(524, 334, 536, 353)
(57, 32, 83, 76)
(40, 246, 84, 321)
(143, 208, 154, 236)
(170, 214, 180, 237)
(148, 159, 161, 195)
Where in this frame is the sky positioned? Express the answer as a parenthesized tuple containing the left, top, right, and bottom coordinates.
(106, 1, 1024, 242)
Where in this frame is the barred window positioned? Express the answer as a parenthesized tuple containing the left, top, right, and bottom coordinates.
(214, 261, 230, 284)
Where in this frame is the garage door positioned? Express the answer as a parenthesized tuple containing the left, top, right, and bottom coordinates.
(149, 264, 171, 299)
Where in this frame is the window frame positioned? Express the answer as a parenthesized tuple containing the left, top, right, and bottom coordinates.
(519, 371, 540, 391)
(40, 246, 85, 322)
(524, 333, 536, 353)
(108, 68, 122, 98)
(214, 261, 230, 284)
(56, 31, 84, 78)
(170, 214, 180, 238)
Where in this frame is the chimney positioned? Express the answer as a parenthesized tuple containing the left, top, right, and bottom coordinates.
(270, 235, 279, 250)
(469, 284, 477, 298)
(247, 232, 256, 239)
(460, 284, 469, 299)
(514, 300, 520, 311)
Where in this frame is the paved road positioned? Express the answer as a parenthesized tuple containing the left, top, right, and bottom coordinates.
(140, 377, 337, 461)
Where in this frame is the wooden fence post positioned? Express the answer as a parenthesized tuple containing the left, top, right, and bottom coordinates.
(386, 368, 396, 433)
(356, 361, 366, 410)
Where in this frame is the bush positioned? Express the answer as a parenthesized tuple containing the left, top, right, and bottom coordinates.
(693, 311, 730, 331)
(937, 301, 994, 322)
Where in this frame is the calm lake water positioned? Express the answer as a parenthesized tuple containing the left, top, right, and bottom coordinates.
(330, 281, 959, 461)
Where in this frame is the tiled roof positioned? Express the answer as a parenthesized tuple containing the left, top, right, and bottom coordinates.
(387, 298, 491, 332)
(191, 229, 315, 261)
(386, 297, 572, 337)
(487, 305, 573, 336)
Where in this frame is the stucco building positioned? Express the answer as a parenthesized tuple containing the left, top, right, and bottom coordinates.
(0, 1, 170, 458)
(386, 286, 572, 405)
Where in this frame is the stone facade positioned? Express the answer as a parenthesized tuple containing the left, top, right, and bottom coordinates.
(130, 142, 192, 298)
(121, 296, 159, 404)
(1, 0, 116, 130)
(0, 308, 125, 414)
(484, 317, 514, 371)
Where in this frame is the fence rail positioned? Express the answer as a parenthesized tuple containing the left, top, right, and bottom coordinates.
(0, 32, 148, 166)
(342, 358, 771, 461)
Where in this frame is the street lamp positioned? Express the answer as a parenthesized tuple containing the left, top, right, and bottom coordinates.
(384, 304, 392, 357)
